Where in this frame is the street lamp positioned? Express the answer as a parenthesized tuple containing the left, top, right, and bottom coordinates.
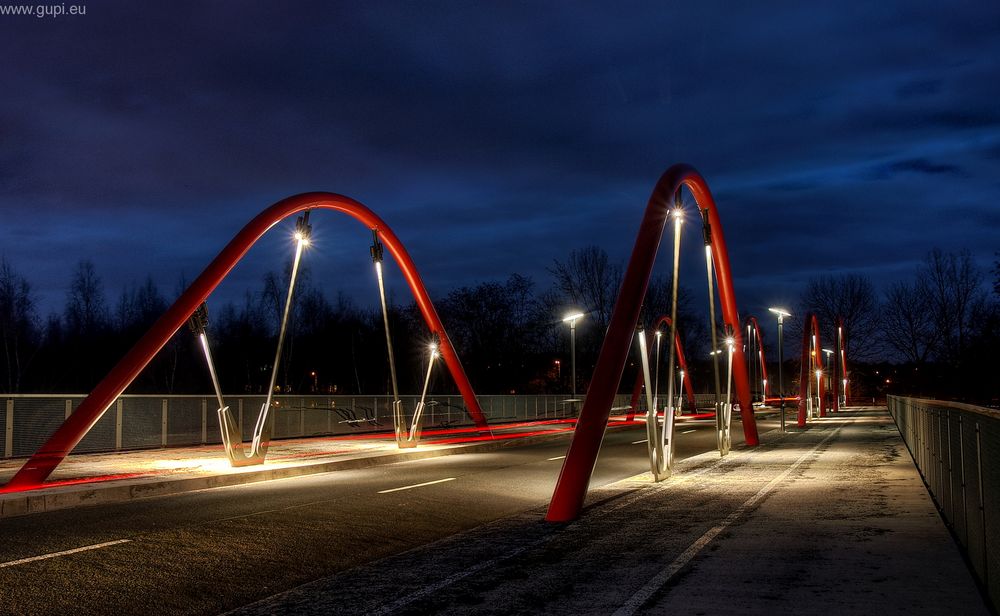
(563, 312, 585, 397)
(822, 348, 833, 413)
(768, 307, 791, 432)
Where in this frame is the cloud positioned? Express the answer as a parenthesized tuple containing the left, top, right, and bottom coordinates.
(1, 0, 999, 318)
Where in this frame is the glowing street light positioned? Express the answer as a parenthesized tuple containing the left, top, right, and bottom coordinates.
(768, 307, 791, 432)
(563, 312, 585, 397)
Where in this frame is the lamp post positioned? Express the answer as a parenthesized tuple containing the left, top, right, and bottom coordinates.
(822, 348, 833, 413)
(563, 312, 585, 397)
(768, 307, 791, 432)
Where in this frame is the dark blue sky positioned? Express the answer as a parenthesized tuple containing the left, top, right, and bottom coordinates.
(2, 1, 998, 322)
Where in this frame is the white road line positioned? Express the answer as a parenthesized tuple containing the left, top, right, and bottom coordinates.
(612, 420, 850, 616)
(681, 429, 696, 434)
(377, 477, 456, 494)
(0, 539, 131, 569)
(373, 430, 773, 615)
(631, 439, 648, 444)
(547, 455, 566, 461)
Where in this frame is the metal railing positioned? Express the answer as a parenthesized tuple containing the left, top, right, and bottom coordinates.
(1, 393, 636, 459)
(888, 395, 1000, 608)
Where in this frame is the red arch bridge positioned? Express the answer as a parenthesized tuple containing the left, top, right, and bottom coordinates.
(1, 163, 851, 522)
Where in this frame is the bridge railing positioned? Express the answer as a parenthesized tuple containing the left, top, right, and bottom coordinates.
(1, 393, 633, 459)
(888, 395, 1000, 607)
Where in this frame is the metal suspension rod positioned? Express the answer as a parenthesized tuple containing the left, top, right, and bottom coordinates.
(188, 303, 225, 411)
(409, 343, 439, 441)
(702, 208, 723, 452)
(371, 229, 403, 444)
(662, 205, 682, 471)
(638, 329, 664, 479)
(723, 332, 734, 455)
(653, 331, 662, 413)
(188, 302, 251, 466)
(252, 211, 310, 455)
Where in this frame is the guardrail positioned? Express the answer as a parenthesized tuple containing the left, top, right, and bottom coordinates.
(1, 393, 639, 459)
(888, 395, 1000, 608)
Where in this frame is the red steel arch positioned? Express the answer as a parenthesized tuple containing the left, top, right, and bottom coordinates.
(546, 164, 758, 522)
(4, 193, 489, 491)
(626, 315, 697, 421)
(797, 312, 826, 426)
(745, 316, 772, 398)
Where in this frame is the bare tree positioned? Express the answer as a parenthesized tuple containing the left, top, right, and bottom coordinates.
(920, 249, 985, 363)
(549, 246, 622, 331)
(64, 259, 108, 337)
(798, 273, 880, 363)
(0, 258, 38, 392)
(881, 280, 937, 364)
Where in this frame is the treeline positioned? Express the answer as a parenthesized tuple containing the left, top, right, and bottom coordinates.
(795, 249, 1000, 404)
(1, 247, 998, 403)
(0, 246, 693, 397)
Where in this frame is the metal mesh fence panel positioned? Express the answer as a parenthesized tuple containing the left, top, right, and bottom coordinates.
(122, 397, 164, 450)
(980, 415, 1000, 605)
(1, 400, 7, 458)
(964, 419, 986, 581)
(950, 412, 968, 546)
(75, 398, 115, 453)
(166, 397, 203, 447)
(12, 398, 69, 457)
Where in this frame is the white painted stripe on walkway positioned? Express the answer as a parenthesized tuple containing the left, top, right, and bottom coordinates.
(0, 539, 131, 569)
(547, 455, 566, 461)
(377, 477, 456, 494)
(612, 420, 849, 616)
(681, 429, 696, 434)
(631, 439, 648, 444)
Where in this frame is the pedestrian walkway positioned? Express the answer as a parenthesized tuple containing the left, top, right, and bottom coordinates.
(229, 408, 990, 615)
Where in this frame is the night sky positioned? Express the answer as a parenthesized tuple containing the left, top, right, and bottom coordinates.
(2, 1, 999, 324)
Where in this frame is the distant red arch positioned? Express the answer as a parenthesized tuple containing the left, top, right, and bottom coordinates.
(626, 315, 697, 420)
(3, 193, 489, 491)
(744, 316, 771, 399)
(797, 312, 825, 426)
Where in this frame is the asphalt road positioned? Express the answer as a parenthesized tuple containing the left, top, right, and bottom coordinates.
(0, 417, 738, 616)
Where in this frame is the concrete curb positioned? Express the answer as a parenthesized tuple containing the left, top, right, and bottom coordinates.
(0, 424, 638, 519)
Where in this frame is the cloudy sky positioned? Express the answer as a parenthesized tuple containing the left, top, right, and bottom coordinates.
(2, 1, 998, 323)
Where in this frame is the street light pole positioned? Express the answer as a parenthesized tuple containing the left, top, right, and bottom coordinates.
(769, 307, 790, 432)
(563, 312, 585, 397)
(823, 348, 834, 413)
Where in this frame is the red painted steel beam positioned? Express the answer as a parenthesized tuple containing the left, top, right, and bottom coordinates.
(745, 316, 771, 397)
(796, 313, 826, 426)
(546, 164, 758, 522)
(3, 193, 489, 491)
(626, 315, 697, 421)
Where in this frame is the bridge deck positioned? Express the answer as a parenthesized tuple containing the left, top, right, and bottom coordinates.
(231, 408, 990, 615)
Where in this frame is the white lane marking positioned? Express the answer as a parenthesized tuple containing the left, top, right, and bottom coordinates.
(0, 539, 131, 569)
(681, 429, 696, 434)
(372, 430, 782, 616)
(547, 455, 566, 461)
(612, 420, 849, 616)
(377, 477, 456, 494)
(631, 439, 648, 444)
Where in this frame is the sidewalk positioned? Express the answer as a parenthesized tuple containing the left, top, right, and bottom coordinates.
(230, 407, 991, 615)
(0, 416, 645, 518)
